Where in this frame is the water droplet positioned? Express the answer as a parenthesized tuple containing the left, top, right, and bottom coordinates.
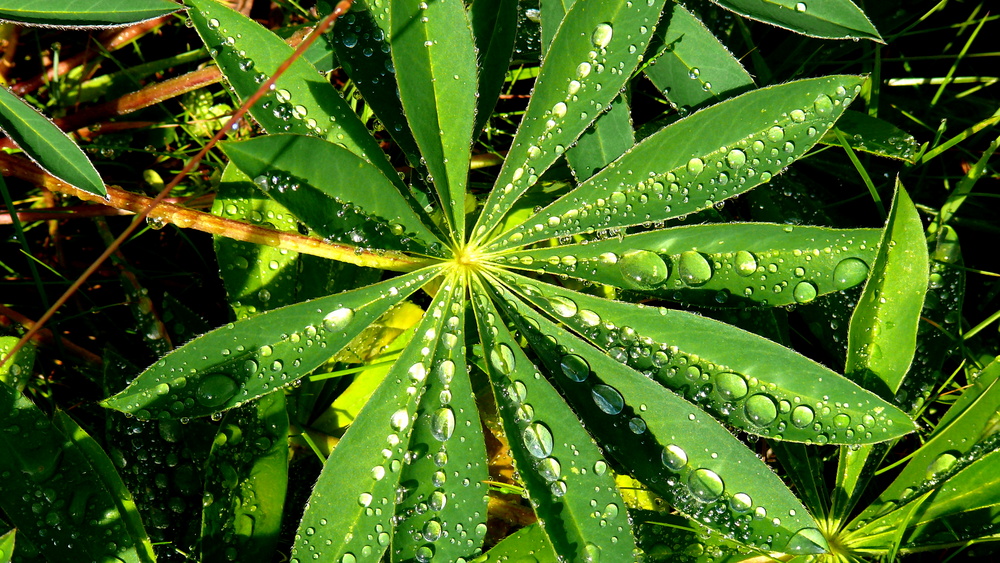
(154, 383, 170, 395)
(549, 296, 578, 318)
(196, 374, 238, 407)
(591, 23, 613, 49)
(560, 354, 590, 382)
(429, 490, 447, 511)
(358, 493, 372, 507)
(716, 372, 748, 400)
(745, 394, 778, 426)
(323, 308, 354, 331)
(726, 149, 747, 168)
(814, 93, 833, 114)
(618, 250, 669, 288)
(678, 251, 713, 285)
(688, 468, 725, 501)
(734, 250, 758, 277)
(791, 405, 815, 428)
(833, 257, 869, 289)
(594, 460, 608, 475)
(731, 492, 753, 512)
(523, 423, 554, 458)
(784, 527, 828, 555)
(551, 101, 567, 119)
(592, 385, 625, 415)
(537, 457, 562, 481)
(431, 407, 455, 441)
(790, 109, 806, 123)
(795, 2, 808, 11)
(390, 409, 409, 431)
(926, 452, 958, 480)
(576, 62, 592, 78)
(582, 542, 602, 562)
(767, 126, 785, 142)
(686, 157, 705, 175)
(688, 67, 700, 79)
(833, 413, 851, 428)
(793, 281, 817, 304)
(661, 444, 688, 471)
(490, 344, 516, 375)
(423, 519, 443, 541)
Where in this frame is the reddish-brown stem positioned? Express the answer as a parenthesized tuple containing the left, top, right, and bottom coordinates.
(1, 1, 360, 369)
(0, 305, 102, 366)
(0, 24, 19, 82)
(11, 16, 173, 96)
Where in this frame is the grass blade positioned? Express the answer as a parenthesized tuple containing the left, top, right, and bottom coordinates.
(0, 0, 179, 27)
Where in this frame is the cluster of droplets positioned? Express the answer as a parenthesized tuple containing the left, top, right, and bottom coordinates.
(475, 8, 659, 240)
(492, 85, 859, 251)
(498, 235, 872, 306)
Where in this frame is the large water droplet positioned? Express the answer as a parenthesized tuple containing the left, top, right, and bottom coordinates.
(537, 457, 562, 482)
(323, 307, 354, 331)
(814, 93, 833, 114)
(731, 492, 753, 512)
(784, 527, 828, 555)
(618, 250, 669, 288)
(431, 407, 456, 441)
(591, 385, 625, 415)
(591, 23, 613, 49)
(560, 354, 590, 382)
(791, 405, 815, 428)
(678, 251, 713, 285)
(767, 126, 785, 142)
(686, 157, 705, 175)
(716, 372, 748, 400)
(429, 490, 447, 511)
(549, 296, 578, 318)
(661, 444, 688, 471)
(734, 250, 758, 276)
(833, 258, 869, 289)
(726, 149, 747, 168)
(196, 374, 238, 407)
(793, 281, 817, 304)
(582, 542, 602, 563)
(490, 344, 516, 375)
(925, 451, 958, 480)
(744, 394, 778, 426)
(688, 468, 725, 501)
(789, 109, 806, 123)
(523, 422, 554, 459)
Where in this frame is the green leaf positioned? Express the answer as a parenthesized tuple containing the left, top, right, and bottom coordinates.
(330, 6, 422, 168)
(471, 524, 555, 562)
(102, 266, 442, 419)
(486, 75, 863, 250)
(566, 91, 635, 181)
(846, 183, 929, 398)
(0, 336, 33, 389)
(484, 279, 827, 555)
(710, 0, 882, 42)
(496, 269, 916, 445)
(470, 0, 519, 137)
(473, 0, 668, 241)
(222, 134, 444, 255)
(0, 381, 155, 562)
(471, 276, 638, 562)
(771, 443, 830, 518)
(856, 359, 1000, 525)
(0, 528, 13, 563)
(391, 278, 489, 562)
(290, 276, 486, 561)
(644, 2, 755, 109)
(0, 86, 105, 197)
(0, 0, 180, 27)
(201, 392, 289, 561)
(392, 0, 479, 241)
(821, 111, 921, 163)
(498, 223, 881, 308)
(185, 0, 406, 192)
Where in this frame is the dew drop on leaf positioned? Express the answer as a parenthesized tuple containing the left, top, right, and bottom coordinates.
(591, 384, 625, 415)
(618, 250, 669, 288)
(784, 527, 828, 555)
(431, 407, 455, 441)
(661, 444, 688, 471)
(490, 344, 516, 375)
(814, 93, 833, 114)
(731, 492, 753, 512)
(734, 250, 758, 276)
(560, 354, 590, 382)
(925, 452, 958, 480)
(744, 394, 778, 426)
(726, 149, 747, 168)
(833, 257, 869, 289)
(791, 405, 815, 428)
(688, 468, 725, 501)
(686, 157, 705, 175)
(549, 296, 578, 318)
(591, 23, 613, 49)
(678, 251, 713, 285)
(537, 457, 562, 481)
(196, 374, 238, 407)
(323, 307, 354, 331)
(793, 281, 817, 303)
(716, 372, 749, 400)
(523, 422, 554, 459)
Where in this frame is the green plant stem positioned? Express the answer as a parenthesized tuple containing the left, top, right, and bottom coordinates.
(833, 127, 886, 219)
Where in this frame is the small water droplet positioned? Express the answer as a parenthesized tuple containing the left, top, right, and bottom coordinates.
(549, 296, 578, 318)
(767, 126, 785, 142)
(735, 250, 758, 276)
(790, 109, 806, 123)
(925, 451, 958, 480)
(731, 492, 753, 512)
(785, 527, 828, 555)
(661, 444, 688, 471)
(537, 457, 562, 481)
(814, 93, 833, 114)
(726, 149, 747, 168)
(795, 2, 808, 12)
(490, 344, 516, 375)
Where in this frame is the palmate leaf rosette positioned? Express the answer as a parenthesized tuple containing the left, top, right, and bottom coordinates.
(100, 0, 919, 559)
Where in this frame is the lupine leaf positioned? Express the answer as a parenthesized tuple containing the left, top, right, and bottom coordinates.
(711, 0, 882, 42)
(0, 0, 180, 27)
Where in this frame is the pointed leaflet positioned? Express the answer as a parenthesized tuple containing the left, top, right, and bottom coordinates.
(710, 0, 882, 42)
(291, 276, 474, 561)
(102, 267, 442, 419)
(497, 224, 880, 308)
(222, 134, 444, 255)
(471, 276, 637, 562)
(486, 75, 863, 251)
(496, 269, 915, 445)
(482, 280, 827, 555)
(0, 382, 155, 562)
(643, 2, 755, 110)
(472, 0, 668, 242)
(0, 0, 179, 27)
(391, 277, 489, 562)
(201, 392, 289, 561)
(0, 529, 12, 563)
(846, 183, 929, 398)
(0, 86, 105, 197)
(470, 0, 520, 138)
(470, 524, 556, 562)
(391, 0, 478, 241)
(821, 111, 920, 163)
(185, 0, 410, 195)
